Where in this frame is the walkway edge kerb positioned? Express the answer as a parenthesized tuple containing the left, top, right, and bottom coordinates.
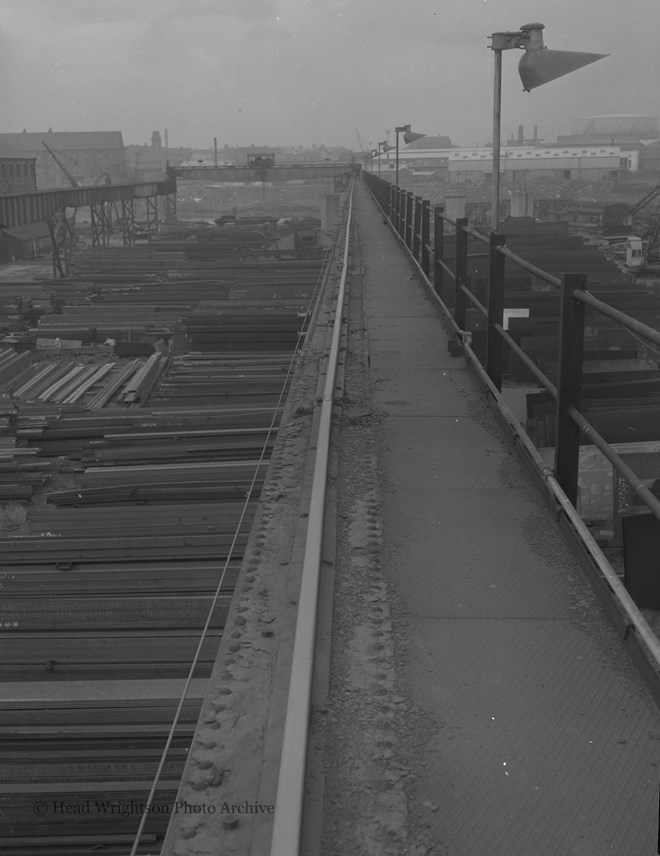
(269, 184, 355, 856)
(364, 180, 660, 710)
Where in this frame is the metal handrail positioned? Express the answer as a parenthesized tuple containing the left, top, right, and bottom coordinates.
(362, 167, 660, 709)
(362, 169, 660, 509)
(461, 283, 487, 316)
(569, 406, 660, 524)
(575, 288, 660, 348)
(493, 323, 557, 397)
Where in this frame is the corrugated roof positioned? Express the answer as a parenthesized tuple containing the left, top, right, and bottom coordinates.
(0, 140, 34, 160)
(405, 135, 454, 150)
(0, 131, 125, 152)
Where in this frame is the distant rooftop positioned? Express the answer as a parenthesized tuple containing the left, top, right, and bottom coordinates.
(0, 140, 35, 160)
(0, 130, 125, 151)
(571, 115, 658, 137)
(405, 134, 453, 150)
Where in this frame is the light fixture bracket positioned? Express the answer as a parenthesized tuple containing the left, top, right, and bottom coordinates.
(489, 23, 544, 52)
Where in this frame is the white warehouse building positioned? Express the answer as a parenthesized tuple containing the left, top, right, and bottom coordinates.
(373, 145, 637, 182)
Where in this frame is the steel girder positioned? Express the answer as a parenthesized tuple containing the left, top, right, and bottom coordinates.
(0, 180, 177, 230)
(48, 208, 75, 278)
(164, 193, 177, 225)
(145, 196, 159, 237)
(166, 164, 357, 182)
(90, 202, 113, 249)
(121, 199, 135, 246)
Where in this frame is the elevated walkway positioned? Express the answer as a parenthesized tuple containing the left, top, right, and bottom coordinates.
(353, 178, 660, 854)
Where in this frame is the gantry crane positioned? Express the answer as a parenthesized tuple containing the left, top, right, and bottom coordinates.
(41, 141, 80, 188)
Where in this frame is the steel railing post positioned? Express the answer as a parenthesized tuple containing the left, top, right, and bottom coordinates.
(554, 273, 587, 507)
(454, 217, 468, 330)
(405, 192, 414, 250)
(413, 196, 422, 260)
(486, 231, 506, 389)
(433, 206, 445, 300)
(396, 188, 403, 236)
(421, 200, 431, 277)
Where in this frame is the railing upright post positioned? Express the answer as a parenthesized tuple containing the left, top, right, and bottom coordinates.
(396, 188, 403, 237)
(486, 231, 506, 390)
(413, 196, 422, 260)
(421, 200, 430, 277)
(454, 217, 468, 330)
(405, 192, 413, 250)
(554, 273, 587, 507)
(433, 206, 445, 300)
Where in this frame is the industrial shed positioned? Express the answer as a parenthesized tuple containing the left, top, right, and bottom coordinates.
(0, 129, 128, 188)
(0, 141, 37, 194)
(447, 145, 628, 183)
(0, 222, 51, 262)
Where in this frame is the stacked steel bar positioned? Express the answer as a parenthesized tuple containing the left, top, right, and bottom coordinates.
(0, 224, 326, 853)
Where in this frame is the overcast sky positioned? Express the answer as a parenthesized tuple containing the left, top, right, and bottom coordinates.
(1, 0, 658, 151)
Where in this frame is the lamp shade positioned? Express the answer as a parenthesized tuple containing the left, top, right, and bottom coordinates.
(518, 47, 608, 91)
(403, 130, 426, 144)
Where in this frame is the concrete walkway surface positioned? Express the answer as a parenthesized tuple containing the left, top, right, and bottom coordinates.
(355, 179, 660, 855)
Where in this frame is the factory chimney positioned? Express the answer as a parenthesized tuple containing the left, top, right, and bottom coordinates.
(164, 129, 169, 150)
(518, 125, 524, 144)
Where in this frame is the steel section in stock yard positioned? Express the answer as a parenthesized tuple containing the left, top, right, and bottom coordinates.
(0, 217, 329, 852)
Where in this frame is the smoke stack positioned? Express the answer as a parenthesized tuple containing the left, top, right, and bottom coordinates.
(214, 137, 218, 166)
(164, 129, 169, 150)
(533, 125, 538, 142)
(518, 125, 524, 144)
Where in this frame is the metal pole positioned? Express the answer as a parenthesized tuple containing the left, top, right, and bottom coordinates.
(554, 273, 586, 507)
(395, 130, 400, 190)
(454, 217, 469, 329)
(486, 231, 506, 390)
(491, 48, 503, 231)
(413, 196, 422, 260)
(421, 199, 430, 276)
(433, 205, 445, 299)
(405, 191, 414, 250)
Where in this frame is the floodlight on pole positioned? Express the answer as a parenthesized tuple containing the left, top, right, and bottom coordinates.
(377, 141, 387, 177)
(487, 22, 608, 230)
(394, 124, 426, 190)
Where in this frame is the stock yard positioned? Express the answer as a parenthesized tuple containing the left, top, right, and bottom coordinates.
(0, 211, 329, 852)
(4, 169, 660, 856)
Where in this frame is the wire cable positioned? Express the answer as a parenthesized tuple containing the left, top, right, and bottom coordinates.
(129, 220, 337, 854)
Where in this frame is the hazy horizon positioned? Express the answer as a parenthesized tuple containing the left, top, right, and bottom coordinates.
(1, 0, 658, 150)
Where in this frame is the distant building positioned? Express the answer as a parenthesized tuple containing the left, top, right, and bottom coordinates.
(373, 144, 634, 182)
(557, 115, 658, 146)
(0, 129, 128, 188)
(447, 145, 632, 183)
(638, 141, 660, 173)
(125, 131, 192, 182)
(0, 141, 37, 193)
